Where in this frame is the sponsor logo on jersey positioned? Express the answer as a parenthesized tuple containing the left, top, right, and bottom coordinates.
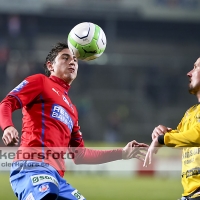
(25, 193, 35, 200)
(52, 88, 60, 96)
(31, 174, 59, 187)
(62, 95, 69, 105)
(62, 95, 74, 113)
(71, 189, 85, 200)
(10, 80, 29, 93)
(51, 104, 73, 131)
(39, 184, 49, 192)
(195, 113, 200, 122)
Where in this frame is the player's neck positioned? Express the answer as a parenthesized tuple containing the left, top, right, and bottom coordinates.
(49, 75, 70, 91)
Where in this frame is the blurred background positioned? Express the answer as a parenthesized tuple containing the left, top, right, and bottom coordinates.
(0, 0, 200, 144)
(1, 0, 200, 199)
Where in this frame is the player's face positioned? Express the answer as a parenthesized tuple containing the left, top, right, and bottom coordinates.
(187, 57, 200, 96)
(49, 48, 78, 85)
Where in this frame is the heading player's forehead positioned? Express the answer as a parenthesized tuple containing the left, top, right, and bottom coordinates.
(194, 57, 200, 67)
(58, 48, 76, 59)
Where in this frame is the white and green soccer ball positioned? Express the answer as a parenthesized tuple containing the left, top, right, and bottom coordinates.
(67, 22, 107, 61)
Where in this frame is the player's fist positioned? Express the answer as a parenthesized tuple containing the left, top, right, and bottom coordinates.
(151, 125, 172, 140)
(2, 126, 19, 146)
(122, 140, 149, 161)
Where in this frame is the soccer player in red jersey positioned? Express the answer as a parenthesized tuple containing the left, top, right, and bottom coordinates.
(0, 42, 148, 200)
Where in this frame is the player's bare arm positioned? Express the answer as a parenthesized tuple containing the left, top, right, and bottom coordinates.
(151, 125, 172, 140)
(2, 126, 19, 146)
(143, 137, 162, 167)
(122, 140, 149, 161)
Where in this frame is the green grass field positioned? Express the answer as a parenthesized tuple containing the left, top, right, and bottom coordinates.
(0, 172, 183, 200)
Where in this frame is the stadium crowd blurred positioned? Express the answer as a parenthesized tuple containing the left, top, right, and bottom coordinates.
(0, 9, 200, 145)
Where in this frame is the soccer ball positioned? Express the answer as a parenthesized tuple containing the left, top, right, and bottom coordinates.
(67, 22, 107, 61)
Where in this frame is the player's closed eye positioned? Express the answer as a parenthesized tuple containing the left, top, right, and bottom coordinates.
(63, 57, 68, 60)
(63, 56, 77, 63)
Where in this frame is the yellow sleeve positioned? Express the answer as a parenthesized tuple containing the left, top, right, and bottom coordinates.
(164, 124, 200, 147)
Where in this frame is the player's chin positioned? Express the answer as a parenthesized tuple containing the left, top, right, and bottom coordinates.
(63, 74, 76, 83)
(69, 73, 77, 81)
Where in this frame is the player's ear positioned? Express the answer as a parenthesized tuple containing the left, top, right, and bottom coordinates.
(46, 61, 54, 72)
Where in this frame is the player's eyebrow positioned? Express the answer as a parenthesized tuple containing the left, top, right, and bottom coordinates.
(62, 53, 70, 57)
(62, 53, 76, 59)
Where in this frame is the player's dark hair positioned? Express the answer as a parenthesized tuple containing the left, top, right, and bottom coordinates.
(44, 42, 69, 77)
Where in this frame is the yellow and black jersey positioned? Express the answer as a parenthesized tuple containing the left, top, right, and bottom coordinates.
(164, 104, 200, 196)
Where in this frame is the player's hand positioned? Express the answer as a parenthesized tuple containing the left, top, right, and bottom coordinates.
(122, 140, 149, 161)
(143, 138, 162, 167)
(2, 126, 19, 146)
(151, 125, 172, 140)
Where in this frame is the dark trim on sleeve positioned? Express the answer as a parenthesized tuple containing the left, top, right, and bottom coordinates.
(8, 94, 23, 108)
(158, 135, 165, 145)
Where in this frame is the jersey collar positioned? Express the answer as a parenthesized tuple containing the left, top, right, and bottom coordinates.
(49, 75, 70, 92)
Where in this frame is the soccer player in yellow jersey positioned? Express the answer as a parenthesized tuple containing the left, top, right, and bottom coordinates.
(144, 57, 200, 200)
